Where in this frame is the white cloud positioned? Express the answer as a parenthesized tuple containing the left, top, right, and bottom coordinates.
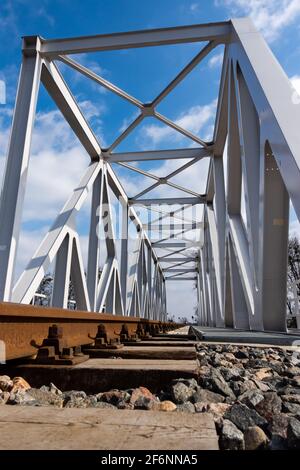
(141, 100, 217, 146)
(290, 75, 300, 104)
(119, 110, 140, 133)
(208, 52, 224, 68)
(190, 3, 200, 12)
(0, 1, 18, 33)
(16, 227, 49, 278)
(290, 75, 300, 94)
(23, 102, 104, 222)
(0, 64, 19, 106)
(290, 218, 300, 238)
(5, 101, 105, 225)
(15, 229, 90, 284)
(0, 107, 13, 185)
(30, 99, 105, 152)
(289, 203, 300, 239)
(0, 80, 6, 104)
(35, 6, 55, 26)
(72, 53, 106, 79)
(22, 147, 88, 222)
(0, 1, 54, 49)
(217, 0, 300, 41)
(79, 99, 105, 121)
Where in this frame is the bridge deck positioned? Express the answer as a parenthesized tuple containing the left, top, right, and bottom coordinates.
(192, 326, 300, 346)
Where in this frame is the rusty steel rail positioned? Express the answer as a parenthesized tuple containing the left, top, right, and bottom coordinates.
(0, 302, 178, 361)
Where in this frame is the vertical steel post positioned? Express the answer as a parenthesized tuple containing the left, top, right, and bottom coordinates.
(213, 156, 226, 323)
(52, 234, 72, 308)
(260, 144, 289, 331)
(87, 168, 103, 310)
(120, 198, 128, 312)
(0, 38, 42, 300)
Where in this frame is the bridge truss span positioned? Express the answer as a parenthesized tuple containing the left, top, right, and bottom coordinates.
(0, 18, 299, 330)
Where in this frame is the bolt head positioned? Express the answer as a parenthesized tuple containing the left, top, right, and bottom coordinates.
(49, 324, 63, 339)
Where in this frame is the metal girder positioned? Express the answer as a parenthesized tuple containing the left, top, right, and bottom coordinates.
(163, 268, 196, 273)
(158, 247, 195, 259)
(107, 148, 210, 162)
(163, 261, 196, 271)
(159, 257, 196, 262)
(213, 46, 229, 156)
(144, 223, 202, 231)
(39, 22, 231, 57)
(129, 197, 205, 206)
(153, 242, 199, 248)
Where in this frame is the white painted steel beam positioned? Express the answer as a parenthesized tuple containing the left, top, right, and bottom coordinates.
(107, 148, 210, 162)
(163, 268, 196, 273)
(87, 168, 103, 311)
(39, 22, 231, 56)
(158, 257, 196, 262)
(129, 197, 205, 206)
(144, 223, 202, 231)
(0, 46, 42, 301)
(153, 242, 199, 248)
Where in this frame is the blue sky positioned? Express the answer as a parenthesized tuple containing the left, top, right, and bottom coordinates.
(1, 0, 300, 318)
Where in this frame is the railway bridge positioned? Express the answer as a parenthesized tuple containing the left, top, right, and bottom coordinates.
(1, 18, 300, 332)
(1, 17, 300, 451)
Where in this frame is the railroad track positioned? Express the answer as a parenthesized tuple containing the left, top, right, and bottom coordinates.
(0, 303, 220, 451)
(0, 301, 178, 362)
(0, 301, 199, 393)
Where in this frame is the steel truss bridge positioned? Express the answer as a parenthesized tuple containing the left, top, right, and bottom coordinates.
(0, 18, 299, 332)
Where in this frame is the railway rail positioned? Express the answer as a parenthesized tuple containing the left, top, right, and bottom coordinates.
(0, 302, 179, 363)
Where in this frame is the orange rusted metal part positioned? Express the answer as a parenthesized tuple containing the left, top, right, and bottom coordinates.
(0, 302, 178, 361)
